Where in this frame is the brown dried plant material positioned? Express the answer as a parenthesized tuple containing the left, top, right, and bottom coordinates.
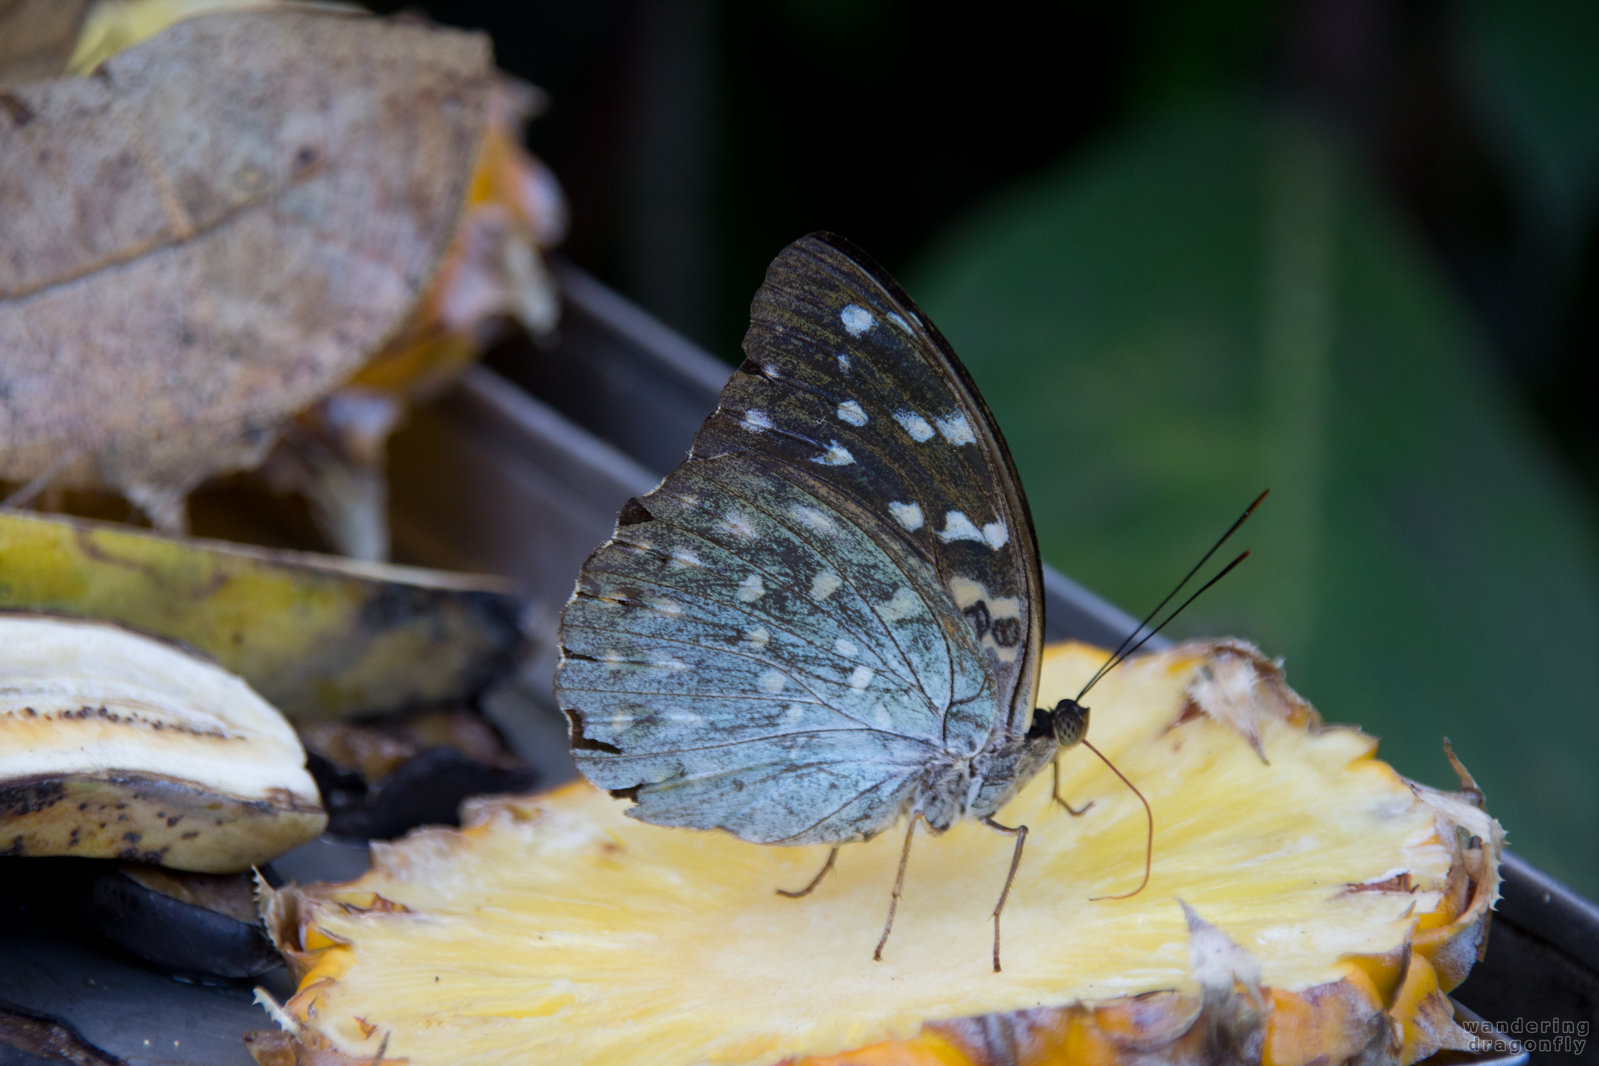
(0, 0, 92, 85)
(274, 74, 569, 560)
(0, 9, 492, 528)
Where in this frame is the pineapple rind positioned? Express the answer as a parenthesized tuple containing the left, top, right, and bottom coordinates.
(260, 641, 1499, 1066)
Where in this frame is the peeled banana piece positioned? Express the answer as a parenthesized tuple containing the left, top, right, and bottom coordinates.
(0, 614, 326, 872)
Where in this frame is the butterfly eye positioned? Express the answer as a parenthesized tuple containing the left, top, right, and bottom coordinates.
(1051, 700, 1090, 748)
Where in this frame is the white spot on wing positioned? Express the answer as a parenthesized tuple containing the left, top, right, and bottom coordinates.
(894, 410, 935, 442)
(655, 657, 689, 672)
(836, 400, 868, 426)
(948, 577, 984, 609)
(878, 586, 920, 622)
(670, 549, 703, 569)
(935, 413, 976, 446)
(936, 510, 986, 544)
(889, 501, 924, 531)
(840, 304, 874, 336)
(849, 665, 874, 691)
(736, 573, 765, 603)
(782, 703, 806, 726)
(812, 441, 855, 466)
(745, 626, 770, 648)
(742, 409, 773, 433)
(936, 516, 1009, 550)
(810, 569, 842, 601)
(837, 353, 851, 371)
(646, 597, 684, 616)
(790, 504, 837, 532)
(723, 511, 755, 539)
(759, 669, 787, 694)
(833, 637, 858, 657)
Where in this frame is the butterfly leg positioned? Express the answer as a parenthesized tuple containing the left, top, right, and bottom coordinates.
(981, 816, 1028, 973)
(1050, 756, 1094, 816)
(776, 846, 840, 898)
(873, 816, 919, 962)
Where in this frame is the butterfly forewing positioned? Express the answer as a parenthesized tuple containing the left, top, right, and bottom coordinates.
(556, 233, 1045, 847)
(696, 235, 1044, 731)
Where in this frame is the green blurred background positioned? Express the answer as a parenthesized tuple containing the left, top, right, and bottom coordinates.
(410, 0, 1599, 898)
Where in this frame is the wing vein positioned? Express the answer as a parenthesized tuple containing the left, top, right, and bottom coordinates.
(562, 619, 924, 738)
(587, 728, 938, 760)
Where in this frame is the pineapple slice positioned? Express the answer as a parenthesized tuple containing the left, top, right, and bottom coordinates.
(254, 641, 1501, 1066)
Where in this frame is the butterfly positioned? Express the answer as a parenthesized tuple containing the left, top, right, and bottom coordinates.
(556, 232, 1150, 972)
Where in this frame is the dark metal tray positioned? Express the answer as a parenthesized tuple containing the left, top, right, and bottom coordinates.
(4, 263, 1584, 1064)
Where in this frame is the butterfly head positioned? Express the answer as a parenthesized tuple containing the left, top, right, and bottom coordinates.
(1029, 699, 1090, 750)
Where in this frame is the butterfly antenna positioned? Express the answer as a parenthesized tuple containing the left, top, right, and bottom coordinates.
(1078, 550, 1251, 695)
(1076, 489, 1268, 701)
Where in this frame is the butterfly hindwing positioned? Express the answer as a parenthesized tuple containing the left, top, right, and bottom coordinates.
(560, 454, 995, 844)
(556, 233, 1045, 846)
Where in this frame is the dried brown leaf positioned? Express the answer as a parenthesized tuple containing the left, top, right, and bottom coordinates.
(0, 9, 491, 525)
(0, 0, 92, 85)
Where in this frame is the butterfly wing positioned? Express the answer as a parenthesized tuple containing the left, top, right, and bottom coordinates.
(556, 234, 1044, 845)
(706, 234, 1045, 731)
(560, 453, 996, 844)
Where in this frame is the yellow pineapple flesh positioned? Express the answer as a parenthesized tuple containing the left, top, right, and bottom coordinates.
(255, 641, 1501, 1066)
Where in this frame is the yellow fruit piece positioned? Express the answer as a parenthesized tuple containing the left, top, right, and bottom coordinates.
(0, 510, 524, 720)
(257, 641, 1501, 1065)
(0, 614, 325, 871)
